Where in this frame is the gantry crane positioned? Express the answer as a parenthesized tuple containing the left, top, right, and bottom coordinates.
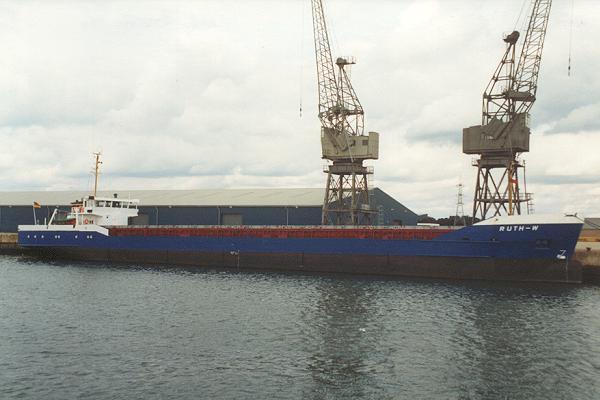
(463, 0, 552, 220)
(311, 0, 379, 225)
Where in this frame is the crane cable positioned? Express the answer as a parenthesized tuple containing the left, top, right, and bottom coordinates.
(299, 1, 305, 118)
(568, 0, 575, 77)
(513, 0, 529, 32)
(505, 0, 529, 158)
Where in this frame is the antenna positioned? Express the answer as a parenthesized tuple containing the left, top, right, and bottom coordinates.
(454, 183, 466, 226)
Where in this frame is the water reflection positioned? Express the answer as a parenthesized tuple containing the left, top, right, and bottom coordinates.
(3, 258, 600, 399)
(301, 277, 384, 399)
(451, 283, 581, 399)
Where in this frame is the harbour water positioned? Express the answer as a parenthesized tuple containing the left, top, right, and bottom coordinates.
(1, 256, 599, 399)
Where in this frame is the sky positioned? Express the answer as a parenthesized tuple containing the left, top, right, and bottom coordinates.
(0, 0, 598, 218)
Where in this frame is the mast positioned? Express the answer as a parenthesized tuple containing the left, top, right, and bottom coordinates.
(93, 152, 102, 197)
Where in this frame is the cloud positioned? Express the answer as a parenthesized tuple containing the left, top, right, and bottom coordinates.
(0, 0, 598, 218)
(545, 103, 600, 134)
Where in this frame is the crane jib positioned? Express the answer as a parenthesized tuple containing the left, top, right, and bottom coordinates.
(463, 0, 552, 222)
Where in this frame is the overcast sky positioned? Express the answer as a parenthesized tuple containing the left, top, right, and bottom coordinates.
(0, 0, 598, 218)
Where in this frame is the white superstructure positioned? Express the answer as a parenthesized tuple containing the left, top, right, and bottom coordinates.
(18, 194, 140, 235)
(475, 213, 582, 226)
(67, 195, 139, 226)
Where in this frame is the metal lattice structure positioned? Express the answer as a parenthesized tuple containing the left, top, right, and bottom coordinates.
(311, 0, 339, 128)
(514, 0, 552, 114)
(322, 165, 372, 225)
(454, 183, 466, 226)
(463, 0, 551, 220)
(311, 0, 379, 225)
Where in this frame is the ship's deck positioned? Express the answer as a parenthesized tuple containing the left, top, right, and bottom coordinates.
(109, 225, 458, 240)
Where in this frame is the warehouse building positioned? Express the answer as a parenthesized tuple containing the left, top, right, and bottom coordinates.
(582, 218, 600, 241)
(584, 218, 600, 229)
(0, 188, 419, 232)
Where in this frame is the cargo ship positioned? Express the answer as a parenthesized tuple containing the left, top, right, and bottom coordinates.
(17, 192, 584, 283)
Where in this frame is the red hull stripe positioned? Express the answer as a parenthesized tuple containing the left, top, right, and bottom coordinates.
(109, 227, 453, 241)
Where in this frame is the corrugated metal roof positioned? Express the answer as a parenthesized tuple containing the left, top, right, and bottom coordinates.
(584, 218, 600, 230)
(0, 188, 327, 207)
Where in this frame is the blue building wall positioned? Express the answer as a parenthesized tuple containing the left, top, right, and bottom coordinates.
(0, 189, 419, 232)
(371, 188, 419, 226)
(138, 206, 322, 227)
(0, 205, 324, 232)
(0, 205, 57, 232)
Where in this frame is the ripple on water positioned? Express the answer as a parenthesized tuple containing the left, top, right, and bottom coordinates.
(1, 257, 600, 399)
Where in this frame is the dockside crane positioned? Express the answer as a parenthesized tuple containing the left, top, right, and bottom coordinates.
(311, 0, 379, 225)
(463, 0, 552, 220)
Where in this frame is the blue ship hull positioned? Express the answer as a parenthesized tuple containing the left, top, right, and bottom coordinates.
(17, 217, 584, 283)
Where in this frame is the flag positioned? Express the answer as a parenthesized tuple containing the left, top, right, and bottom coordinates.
(508, 177, 518, 184)
(33, 201, 41, 209)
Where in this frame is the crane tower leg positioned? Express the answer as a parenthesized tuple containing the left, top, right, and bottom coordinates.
(472, 156, 529, 220)
(322, 162, 375, 225)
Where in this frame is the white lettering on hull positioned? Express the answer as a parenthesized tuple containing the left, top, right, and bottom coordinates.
(498, 225, 540, 232)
